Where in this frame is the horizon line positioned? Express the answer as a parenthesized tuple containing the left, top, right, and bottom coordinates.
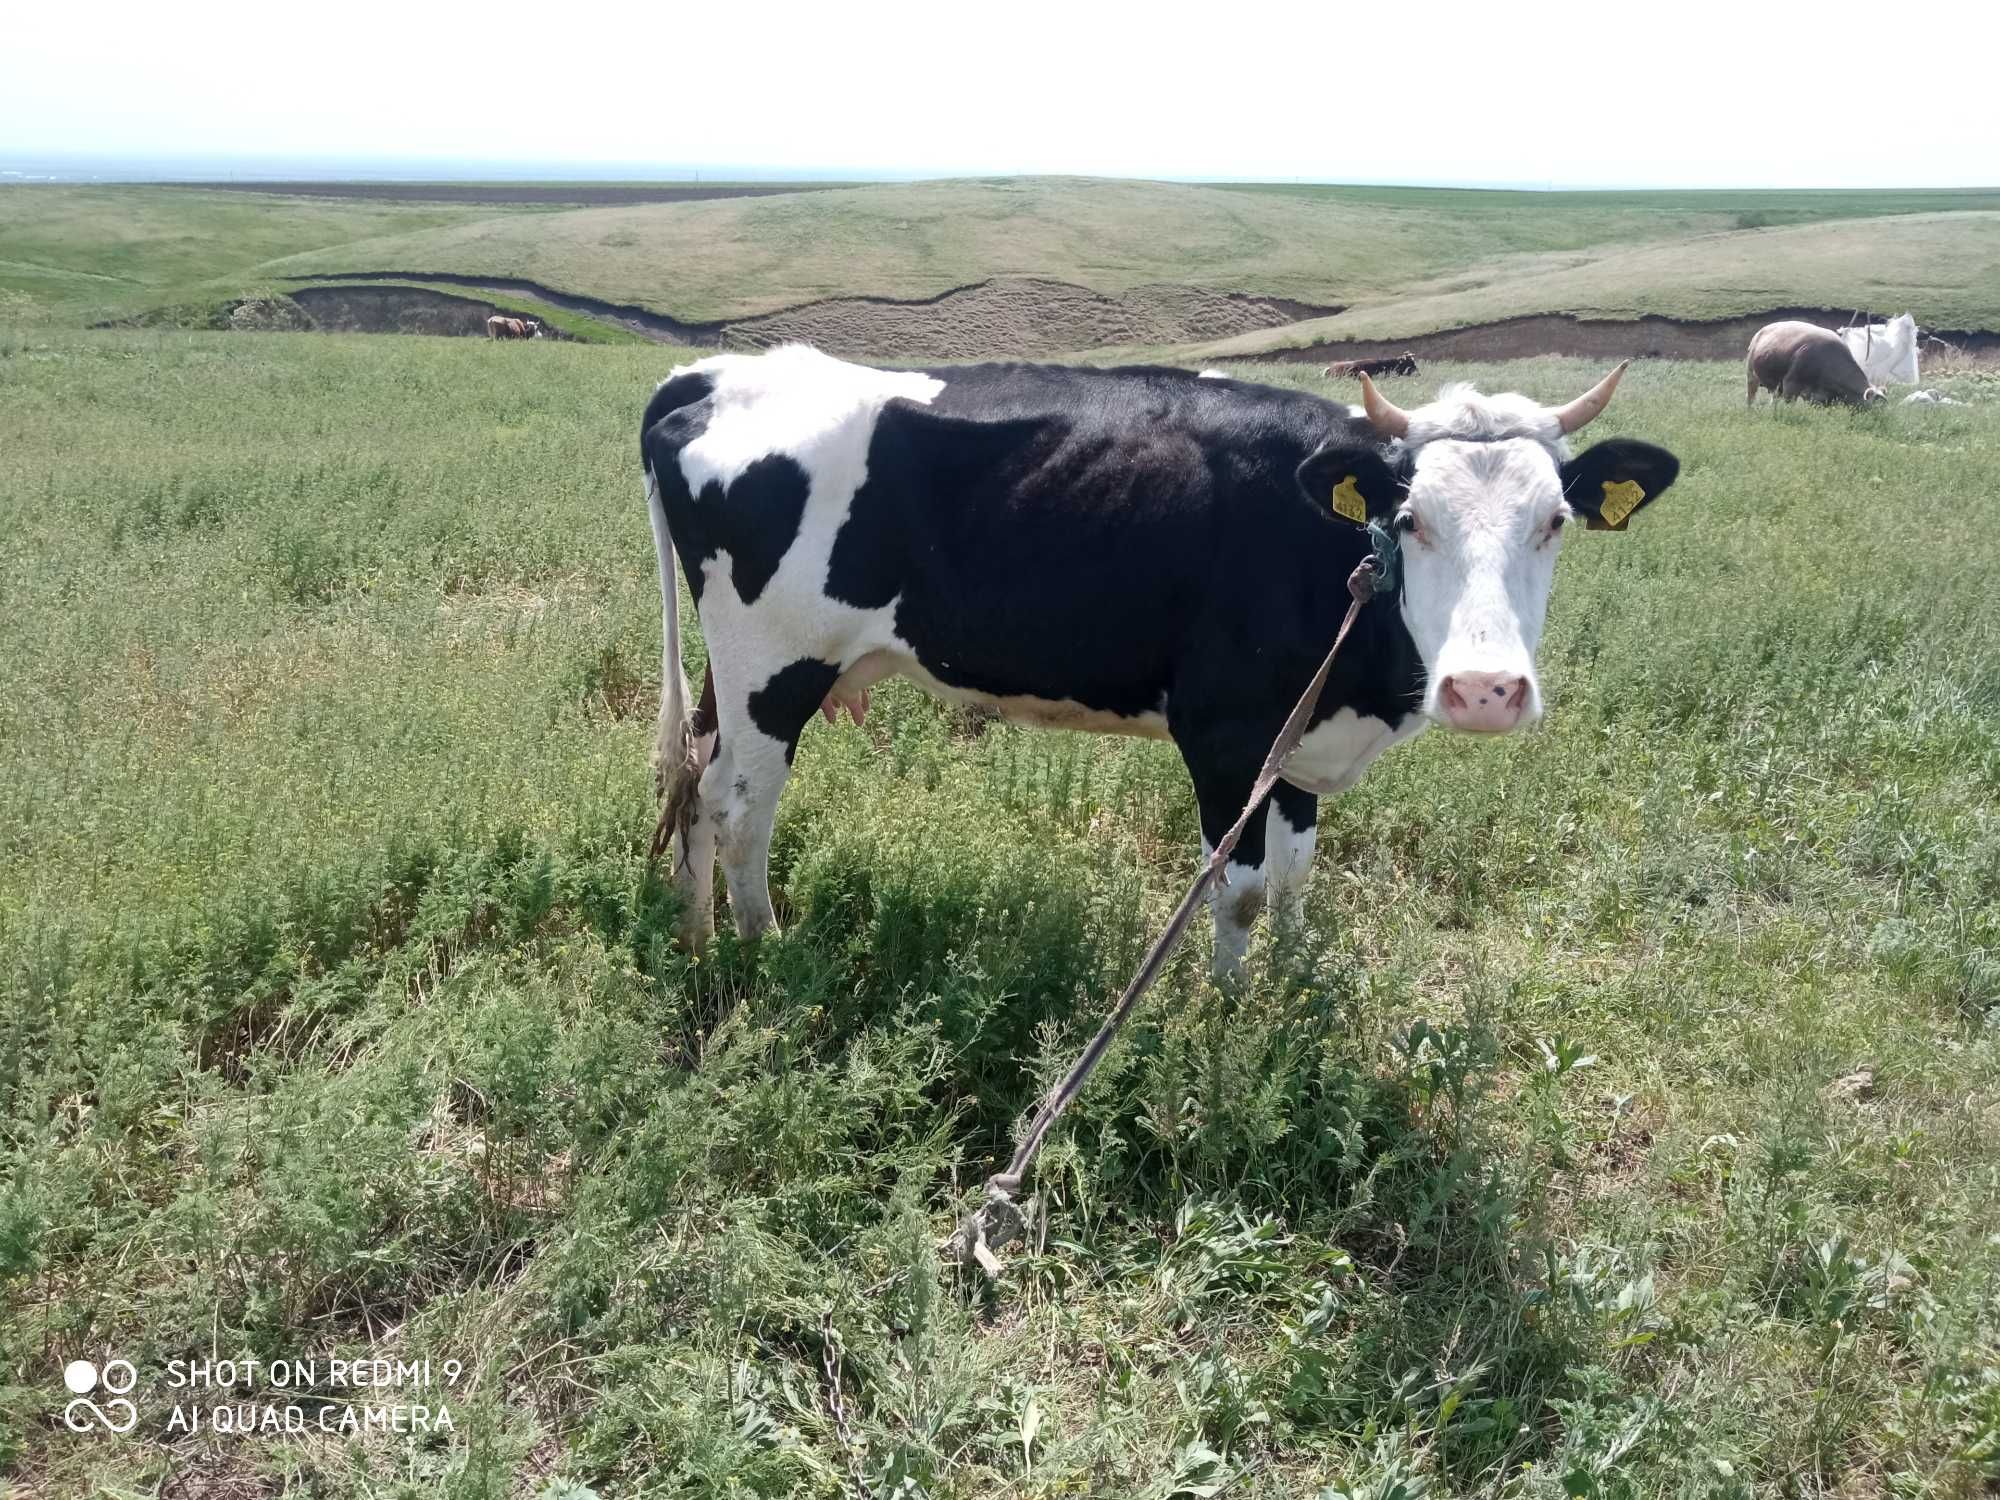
(3, 152, 1995, 196)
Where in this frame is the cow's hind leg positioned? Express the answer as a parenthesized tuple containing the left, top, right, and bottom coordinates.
(676, 775, 719, 951)
(670, 675, 720, 952)
(707, 655, 839, 941)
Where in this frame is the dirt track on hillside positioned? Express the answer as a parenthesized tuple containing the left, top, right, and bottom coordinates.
(283, 272, 1342, 357)
(269, 271, 2000, 363)
(723, 279, 1340, 359)
(1259, 308, 2000, 364)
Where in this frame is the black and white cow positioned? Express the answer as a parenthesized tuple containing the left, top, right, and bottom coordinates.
(642, 348, 1679, 974)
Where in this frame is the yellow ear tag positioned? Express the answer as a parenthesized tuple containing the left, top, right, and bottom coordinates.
(1595, 479, 1645, 530)
(1331, 474, 1368, 524)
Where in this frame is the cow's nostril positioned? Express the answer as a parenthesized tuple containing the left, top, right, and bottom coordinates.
(1439, 672, 1531, 730)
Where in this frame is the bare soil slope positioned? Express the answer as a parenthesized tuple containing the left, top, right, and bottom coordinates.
(699, 279, 1334, 358)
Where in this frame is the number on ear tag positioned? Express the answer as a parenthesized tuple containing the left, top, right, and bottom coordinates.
(1331, 474, 1368, 524)
(1597, 479, 1645, 529)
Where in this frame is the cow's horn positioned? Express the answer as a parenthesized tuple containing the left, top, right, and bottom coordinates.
(1552, 360, 1630, 434)
(1357, 372, 1409, 439)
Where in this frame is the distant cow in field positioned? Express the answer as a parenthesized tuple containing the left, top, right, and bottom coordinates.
(1839, 312, 1920, 387)
(1324, 353, 1420, 380)
(486, 315, 543, 340)
(1747, 322, 1884, 407)
(642, 346, 1680, 975)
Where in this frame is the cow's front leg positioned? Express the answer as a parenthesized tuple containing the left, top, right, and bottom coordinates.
(1265, 782, 1319, 938)
(1204, 832, 1267, 981)
(1181, 745, 1272, 983)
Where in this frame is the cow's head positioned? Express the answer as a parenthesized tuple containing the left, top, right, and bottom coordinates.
(1301, 365, 1679, 733)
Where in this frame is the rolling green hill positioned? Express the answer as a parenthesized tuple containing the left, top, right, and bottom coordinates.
(7, 178, 1998, 351)
(1185, 210, 2000, 358)
(0, 187, 523, 327)
(259, 178, 2000, 330)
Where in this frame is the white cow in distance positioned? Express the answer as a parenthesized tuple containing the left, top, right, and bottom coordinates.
(1840, 313, 1919, 387)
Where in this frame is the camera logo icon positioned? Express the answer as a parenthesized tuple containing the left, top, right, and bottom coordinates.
(62, 1359, 139, 1433)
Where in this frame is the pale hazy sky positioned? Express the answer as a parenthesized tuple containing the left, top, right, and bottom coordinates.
(7, 0, 1997, 187)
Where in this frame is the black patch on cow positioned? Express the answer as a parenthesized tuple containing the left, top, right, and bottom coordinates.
(748, 657, 841, 763)
(639, 371, 715, 464)
(1271, 779, 1317, 836)
(1560, 439, 1680, 526)
(700, 453, 811, 605)
(641, 379, 812, 607)
(641, 393, 716, 607)
(692, 664, 718, 742)
(643, 431, 812, 610)
(827, 402, 1055, 611)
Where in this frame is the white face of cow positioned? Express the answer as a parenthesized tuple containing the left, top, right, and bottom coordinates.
(1341, 367, 1680, 735)
(1397, 429, 1567, 731)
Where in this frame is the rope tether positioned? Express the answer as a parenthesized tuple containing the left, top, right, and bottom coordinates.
(946, 551, 1392, 1270)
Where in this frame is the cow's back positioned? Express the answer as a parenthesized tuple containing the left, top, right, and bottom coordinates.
(1748, 320, 1820, 385)
(1749, 321, 1872, 403)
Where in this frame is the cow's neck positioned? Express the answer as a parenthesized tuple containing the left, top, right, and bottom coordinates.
(1285, 515, 1426, 732)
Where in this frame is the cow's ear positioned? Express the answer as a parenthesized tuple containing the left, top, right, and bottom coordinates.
(1561, 439, 1680, 532)
(1297, 444, 1401, 527)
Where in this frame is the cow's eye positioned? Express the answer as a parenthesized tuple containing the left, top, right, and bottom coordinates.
(1546, 511, 1569, 539)
(1393, 511, 1421, 539)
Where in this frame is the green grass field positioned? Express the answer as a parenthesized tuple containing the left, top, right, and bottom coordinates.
(0, 188, 535, 328)
(3, 328, 1997, 1497)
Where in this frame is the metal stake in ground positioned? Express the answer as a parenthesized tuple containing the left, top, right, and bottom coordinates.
(945, 554, 1388, 1270)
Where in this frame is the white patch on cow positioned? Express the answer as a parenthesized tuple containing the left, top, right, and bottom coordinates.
(1284, 707, 1424, 796)
(673, 343, 942, 513)
(1392, 385, 1572, 728)
(1264, 801, 1316, 932)
(1197, 368, 1230, 379)
(1841, 313, 1919, 387)
(1203, 839, 1267, 979)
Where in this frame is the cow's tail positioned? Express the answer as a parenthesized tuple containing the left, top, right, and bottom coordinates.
(646, 464, 702, 865)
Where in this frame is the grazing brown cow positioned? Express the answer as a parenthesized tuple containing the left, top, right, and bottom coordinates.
(485, 315, 542, 340)
(1746, 322, 1883, 407)
(1323, 352, 1420, 380)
